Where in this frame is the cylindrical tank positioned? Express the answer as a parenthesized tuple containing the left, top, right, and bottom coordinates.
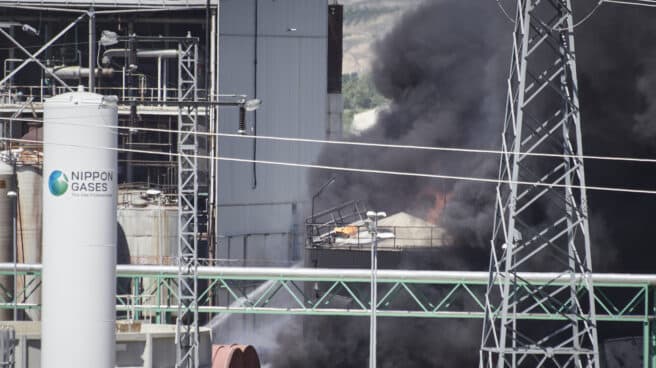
(42, 91, 118, 368)
(16, 166, 41, 321)
(212, 345, 244, 368)
(238, 345, 261, 368)
(117, 190, 177, 265)
(211, 344, 261, 368)
(0, 161, 13, 321)
(117, 189, 177, 318)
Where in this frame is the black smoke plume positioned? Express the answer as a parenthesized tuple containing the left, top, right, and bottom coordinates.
(271, 0, 656, 366)
(311, 0, 509, 260)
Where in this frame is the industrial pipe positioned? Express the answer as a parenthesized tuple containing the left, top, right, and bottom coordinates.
(47, 66, 114, 80)
(2, 263, 656, 285)
(102, 48, 179, 64)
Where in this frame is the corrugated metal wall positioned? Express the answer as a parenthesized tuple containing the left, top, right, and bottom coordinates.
(216, 0, 327, 266)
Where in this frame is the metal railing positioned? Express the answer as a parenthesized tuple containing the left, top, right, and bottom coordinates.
(306, 200, 366, 245)
(1, 84, 211, 105)
(306, 224, 446, 249)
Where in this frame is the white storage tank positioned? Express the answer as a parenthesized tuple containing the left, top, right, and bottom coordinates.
(117, 189, 177, 265)
(117, 189, 177, 318)
(16, 166, 42, 321)
(42, 90, 118, 368)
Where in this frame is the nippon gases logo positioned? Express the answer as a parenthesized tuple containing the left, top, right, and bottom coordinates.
(47, 169, 114, 197)
(48, 170, 69, 196)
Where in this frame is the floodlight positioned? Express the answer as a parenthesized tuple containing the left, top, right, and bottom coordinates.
(244, 98, 261, 112)
(99, 30, 118, 46)
(367, 211, 386, 220)
(21, 24, 39, 36)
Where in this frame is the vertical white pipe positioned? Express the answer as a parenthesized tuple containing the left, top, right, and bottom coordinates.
(208, 9, 217, 260)
(88, 9, 95, 92)
(157, 56, 162, 102)
(122, 66, 126, 100)
(214, 0, 220, 254)
(163, 60, 168, 102)
(369, 218, 377, 368)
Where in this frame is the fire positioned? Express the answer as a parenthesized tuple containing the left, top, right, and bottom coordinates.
(420, 187, 453, 224)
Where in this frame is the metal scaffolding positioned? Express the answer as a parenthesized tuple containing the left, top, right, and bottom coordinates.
(480, 1, 600, 367)
(176, 38, 200, 368)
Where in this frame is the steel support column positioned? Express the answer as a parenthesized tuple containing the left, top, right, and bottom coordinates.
(176, 38, 200, 368)
(647, 287, 656, 368)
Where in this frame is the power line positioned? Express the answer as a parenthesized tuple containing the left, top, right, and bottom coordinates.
(2, 136, 656, 196)
(496, 0, 605, 30)
(603, 0, 656, 7)
(4, 115, 656, 165)
(551, 1, 604, 31)
(494, 0, 515, 23)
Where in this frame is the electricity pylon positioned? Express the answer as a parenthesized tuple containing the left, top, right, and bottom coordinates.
(176, 39, 201, 368)
(480, 1, 600, 367)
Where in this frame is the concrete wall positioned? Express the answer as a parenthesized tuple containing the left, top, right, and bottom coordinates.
(216, 0, 328, 266)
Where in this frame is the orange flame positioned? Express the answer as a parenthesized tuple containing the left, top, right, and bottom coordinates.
(418, 186, 453, 224)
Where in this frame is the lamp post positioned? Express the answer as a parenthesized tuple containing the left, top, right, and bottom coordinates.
(366, 210, 386, 368)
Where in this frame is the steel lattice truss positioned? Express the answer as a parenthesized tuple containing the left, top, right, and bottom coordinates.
(0, 265, 654, 364)
(0, 265, 651, 323)
(176, 39, 200, 368)
(480, 1, 600, 367)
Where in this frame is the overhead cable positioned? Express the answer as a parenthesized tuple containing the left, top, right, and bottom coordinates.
(603, 0, 656, 7)
(551, 1, 604, 31)
(2, 136, 656, 196)
(4, 116, 656, 165)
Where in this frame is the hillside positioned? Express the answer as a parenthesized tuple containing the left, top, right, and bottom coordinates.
(341, 0, 422, 74)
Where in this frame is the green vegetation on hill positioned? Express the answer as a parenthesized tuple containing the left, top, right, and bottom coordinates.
(343, 73, 385, 110)
(344, 5, 398, 26)
(342, 73, 387, 132)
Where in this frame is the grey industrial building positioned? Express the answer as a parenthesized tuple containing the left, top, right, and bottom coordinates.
(216, 0, 338, 267)
(0, 0, 341, 365)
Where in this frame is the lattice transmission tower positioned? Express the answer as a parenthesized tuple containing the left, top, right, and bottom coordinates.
(176, 38, 201, 368)
(480, 1, 600, 367)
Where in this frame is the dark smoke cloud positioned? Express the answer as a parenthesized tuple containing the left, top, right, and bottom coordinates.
(312, 0, 508, 256)
(271, 1, 656, 367)
(271, 317, 481, 368)
(576, 3, 656, 273)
